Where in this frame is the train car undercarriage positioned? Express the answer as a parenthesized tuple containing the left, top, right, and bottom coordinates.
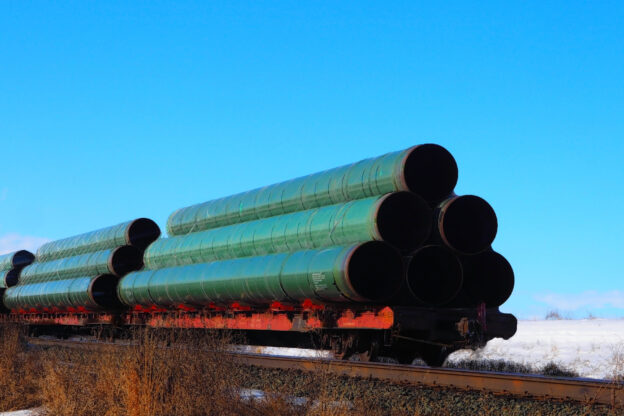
(6, 305, 517, 366)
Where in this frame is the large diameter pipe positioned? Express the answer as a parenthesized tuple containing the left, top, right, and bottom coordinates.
(146, 192, 431, 270)
(0, 270, 20, 289)
(405, 246, 463, 306)
(3, 274, 123, 313)
(452, 250, 514, 308)
(119, 241, 404, 308)
(433, 195, 498, 254)
(19, 246, 143, 284)
(166, 144, 457, 236)
(36, 218, 160, 262)
(0, 250, 35, 271)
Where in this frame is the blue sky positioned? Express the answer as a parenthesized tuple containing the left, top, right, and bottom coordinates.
(1, 1, 622, 319)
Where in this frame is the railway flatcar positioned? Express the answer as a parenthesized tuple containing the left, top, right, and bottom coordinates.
(0, 144, 517, 366)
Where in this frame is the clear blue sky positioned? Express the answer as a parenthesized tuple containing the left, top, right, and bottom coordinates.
(1, 1, 622, 319)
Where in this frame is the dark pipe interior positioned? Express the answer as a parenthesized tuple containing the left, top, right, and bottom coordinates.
(91, 274, 124, 308)
(3, 270, 19, 287)
(440, 195, 498, 254)
(407, 245, 463, 305)
(127, 218, 161, 251)
(461, 251, 514, 307)
(110, 246, 144, 277)
(11, 250, 35, 268)
(347, 241, 404, 302)
(403, 144, 458, 202)
(377, 192, 432, 251)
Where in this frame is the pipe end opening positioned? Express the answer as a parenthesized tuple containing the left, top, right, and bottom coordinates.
(91, 274, 125, 309)
(347, 242, 404, 302)
(441, 195, 498, 254)
(407, 246, 463, 306)
(4, 270, 19, 287)
(12, 250, 35, 268)
(462, 251, 514, 307)
(404, 144, 458, 202)
(111, 246, 144, 277)
(128, 218, 161, 251)
(377, 192, 432, 251)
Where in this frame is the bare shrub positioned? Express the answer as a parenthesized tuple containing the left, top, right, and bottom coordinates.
(545, 310, 563, 320)
(540, 362, 578, 378)
(445, 359, 535, 374)
(446, 358, 579, 378)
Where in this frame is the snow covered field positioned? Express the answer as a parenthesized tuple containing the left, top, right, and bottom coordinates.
(448, 319, 624, 379)
(241, 320, 624, 379)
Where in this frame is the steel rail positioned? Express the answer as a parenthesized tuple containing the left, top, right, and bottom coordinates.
(28, 337, 623, 407)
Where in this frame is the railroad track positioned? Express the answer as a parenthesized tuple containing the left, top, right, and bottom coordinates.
(28, 337, 623, 407)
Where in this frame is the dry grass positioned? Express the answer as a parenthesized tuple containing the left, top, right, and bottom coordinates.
(39, 329, 246, 416)
(0, 324, 619, 415)
(0, 324, 41, 411)
(445, 358, 579, 378)
(611, 343, 624, 382)
(34, 328, 369, 416)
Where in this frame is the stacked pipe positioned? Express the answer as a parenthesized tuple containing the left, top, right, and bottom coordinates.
(430, 194, 514, 308)
(118, 144, 513, 311)
(3, 219, 160, 313)
(0, 251, 35, 310)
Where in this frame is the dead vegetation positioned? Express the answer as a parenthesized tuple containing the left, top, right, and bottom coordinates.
(39, 329, 242, 416)
(0, 324, 41, 411)
(445, 358, 579, 378)
(0, 324, 619, 415)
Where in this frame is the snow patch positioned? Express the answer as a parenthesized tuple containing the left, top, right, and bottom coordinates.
(448, 319, 624, 379)
(235, 345, 332, 358)
(0, 409, 42, 416)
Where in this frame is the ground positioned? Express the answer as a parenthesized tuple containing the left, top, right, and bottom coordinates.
(448, 319, 624, 379)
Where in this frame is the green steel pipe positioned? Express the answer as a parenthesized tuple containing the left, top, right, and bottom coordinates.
(146, 192, 431, 270)
(0, 270, 20, 289)
(404, 245, 463, 306)
(3, 274, 122, 313)
(432, 194, 498, 254)
(0, 250, 35, 271)
(119, 242, 404, 308)
(36, 218, 160, 262)
(167, 144, 457, 236)
(19, 246, 143, 284)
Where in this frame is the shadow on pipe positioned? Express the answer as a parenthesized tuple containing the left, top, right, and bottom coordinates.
(406, 245, 463, 306)
(435, 195, 498, 254)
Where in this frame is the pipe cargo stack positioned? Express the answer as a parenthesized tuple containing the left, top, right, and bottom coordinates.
(0, 251, 35, 310)
(3, 219, 160, 313)
(118, 143, 514, 311)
